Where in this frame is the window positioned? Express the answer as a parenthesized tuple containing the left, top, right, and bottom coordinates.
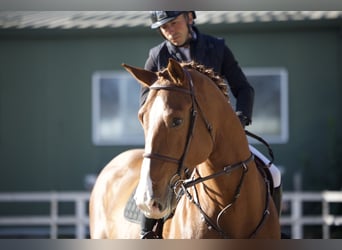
(241, 68, 289, 144)
(92, 71, 144, 145)
(92, 68, 289, 146)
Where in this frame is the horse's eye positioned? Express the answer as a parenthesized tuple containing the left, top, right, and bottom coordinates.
(171, 117, 183, 128)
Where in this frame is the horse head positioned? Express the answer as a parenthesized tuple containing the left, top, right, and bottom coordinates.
(122, 58, 220, 219)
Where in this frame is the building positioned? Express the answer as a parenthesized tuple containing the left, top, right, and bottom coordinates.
(1, 11, 342, 192)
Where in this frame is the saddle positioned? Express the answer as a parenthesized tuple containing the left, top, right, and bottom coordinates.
(123, 189, 143, 224)
(246, 129, 275, 195)
(254, 154, 274, 195)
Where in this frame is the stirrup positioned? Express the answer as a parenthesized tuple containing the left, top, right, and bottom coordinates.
(140, 231, 161, 239)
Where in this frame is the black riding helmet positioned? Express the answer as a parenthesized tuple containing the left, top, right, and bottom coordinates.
(150, 11, 196, 29)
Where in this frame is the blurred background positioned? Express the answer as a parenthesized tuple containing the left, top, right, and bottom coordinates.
(0, 11, 341, 239)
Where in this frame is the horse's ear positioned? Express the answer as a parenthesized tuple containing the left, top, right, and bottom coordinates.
(167, 58, 186, 85)
(122, 63, 157, 87)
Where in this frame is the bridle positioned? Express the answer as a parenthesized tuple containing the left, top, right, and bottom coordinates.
(143, 68, 213, 181)
(142, 68, 270, 238)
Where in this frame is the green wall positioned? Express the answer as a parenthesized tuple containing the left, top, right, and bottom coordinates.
(0, 20, 341, 192)
(0, 28, 160, 191)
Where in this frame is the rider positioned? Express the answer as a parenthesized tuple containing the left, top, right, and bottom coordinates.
(139, 11, 282, 238)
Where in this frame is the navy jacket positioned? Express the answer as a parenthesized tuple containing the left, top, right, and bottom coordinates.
(141, 27, 254, 124)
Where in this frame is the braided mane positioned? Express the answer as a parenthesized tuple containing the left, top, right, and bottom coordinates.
(158, 61, 229, 101)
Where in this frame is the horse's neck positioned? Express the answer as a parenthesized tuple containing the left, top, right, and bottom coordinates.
(193, 73, 251, 168)
(189, 115, 259, 238)
(193, 73, 253, 188)
(193, 108, 251, 200)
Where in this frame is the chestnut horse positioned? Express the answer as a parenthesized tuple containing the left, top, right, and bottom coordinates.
(89, 58, 281, 239)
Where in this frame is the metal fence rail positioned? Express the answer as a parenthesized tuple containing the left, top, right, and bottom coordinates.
(281, 191, 342, 239)
(0, 191, 341, 239)
(0, 192, 89, 239)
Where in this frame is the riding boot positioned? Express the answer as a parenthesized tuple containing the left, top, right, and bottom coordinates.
(272, 184, 282, 217)
(140, 216, 158, 239)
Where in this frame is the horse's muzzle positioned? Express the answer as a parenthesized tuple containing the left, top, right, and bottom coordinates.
(134, 187, 175, 219)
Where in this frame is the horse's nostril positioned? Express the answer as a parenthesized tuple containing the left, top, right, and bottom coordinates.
(158, 203, 163, 211)
(152, 201, 163, 211)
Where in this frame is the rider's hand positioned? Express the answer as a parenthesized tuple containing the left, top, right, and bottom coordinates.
(236, 111, 251, 128)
